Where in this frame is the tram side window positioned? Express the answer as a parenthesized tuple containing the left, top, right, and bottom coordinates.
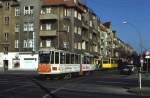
(87, 56, 90, 64)
(78, 55, 81, 64)
(50, 51, 54, 64)
(66, 53, 70, 64)
(75, 54, 78, 64)
(83, 56, 87, 64)
(39, 53, 50, 64)
(90, 57, 94, 64)
(71, 54, 75, 64)
(55, 52, 59, 64)
(60, 52, 65, 64)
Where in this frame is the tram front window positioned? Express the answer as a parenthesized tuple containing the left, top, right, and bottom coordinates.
(39, 54, 50, 64)
(103, 60, 109, 64)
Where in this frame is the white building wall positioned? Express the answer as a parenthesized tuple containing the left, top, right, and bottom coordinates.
(0, 52, 38, 71)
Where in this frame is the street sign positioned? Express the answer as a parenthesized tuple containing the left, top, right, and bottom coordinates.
(145, 56, 150, 59)
(145, 50, 150, 59)
(145, 50, 150, 56)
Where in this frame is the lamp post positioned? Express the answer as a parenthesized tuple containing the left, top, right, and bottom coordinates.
(123, 21, 143, 92)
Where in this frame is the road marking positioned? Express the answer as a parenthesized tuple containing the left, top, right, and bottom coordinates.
(50, 87, 64, 94)
(96, 80, 131, 85)
(42, 87, 64, 98)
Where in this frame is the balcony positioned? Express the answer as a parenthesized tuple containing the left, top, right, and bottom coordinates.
(82, 22, 89, 29)
(0, 42, 10, 46)
(93, 29, 98, 34)
(82, 36, 89, 41)
(39, 30, 57, 37)
(40, 13, 58, 20)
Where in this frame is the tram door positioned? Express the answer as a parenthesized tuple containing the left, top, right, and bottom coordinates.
(3, 60, 8, 71)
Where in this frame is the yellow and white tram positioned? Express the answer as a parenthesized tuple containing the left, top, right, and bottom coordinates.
(37, 49, 96, 78)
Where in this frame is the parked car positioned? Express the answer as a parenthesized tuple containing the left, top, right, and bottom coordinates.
(119, 65, 136, 75)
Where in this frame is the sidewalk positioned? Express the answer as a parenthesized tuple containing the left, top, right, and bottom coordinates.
(61, 83, 150, 96)
(126, 73, 150, 80)
(128, 87, 150, 96)
(0, 70, 38, 75)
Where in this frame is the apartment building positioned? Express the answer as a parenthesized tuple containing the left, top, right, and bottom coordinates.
(19, 0, 41, 52)
(0, 0, 134, 71)
(0, 0, 39, 71)
(0, 0, 19, 53)
(39, 0, 100, 57)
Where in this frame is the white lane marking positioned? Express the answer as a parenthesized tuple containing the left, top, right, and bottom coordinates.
(42, 87, 65, 98)
(50, 87, 64, 94)
(42, 94, 50, 98)
(96, 80, 131, 85)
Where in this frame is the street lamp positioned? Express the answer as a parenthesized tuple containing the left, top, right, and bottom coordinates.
(122, 21, 143, 54)
(123, 21, 144, 92)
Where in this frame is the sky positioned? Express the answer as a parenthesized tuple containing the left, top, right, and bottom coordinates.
(86, 0, 150, 53)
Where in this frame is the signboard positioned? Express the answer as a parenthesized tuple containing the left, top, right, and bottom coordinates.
(145, 56, 150, 59)
(145, 50, 150, 59)
(145, 51, 150, 56)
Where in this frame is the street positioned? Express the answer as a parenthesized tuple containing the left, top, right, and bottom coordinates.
(0, 70, 150, 98)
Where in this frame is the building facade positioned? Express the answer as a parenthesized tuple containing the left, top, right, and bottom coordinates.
(0, 0, 134, 71)
(39, 0, 100, 57)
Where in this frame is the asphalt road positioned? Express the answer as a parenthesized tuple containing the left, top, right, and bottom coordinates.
(0, 70, 150, 98)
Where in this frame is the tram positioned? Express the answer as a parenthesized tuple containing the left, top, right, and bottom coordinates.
(37, 49, 96, 78)
(102, 58, 118, 69)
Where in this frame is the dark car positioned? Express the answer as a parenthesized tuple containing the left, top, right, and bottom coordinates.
(119, 65, 136, 75)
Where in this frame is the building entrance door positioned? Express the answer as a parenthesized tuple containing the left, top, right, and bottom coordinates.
(3, 60, 8, 71)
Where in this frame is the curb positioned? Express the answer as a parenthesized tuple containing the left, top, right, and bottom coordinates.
(127, 87, 150, 96)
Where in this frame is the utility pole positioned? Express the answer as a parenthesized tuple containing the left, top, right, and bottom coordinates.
(123, 21, 144, 92)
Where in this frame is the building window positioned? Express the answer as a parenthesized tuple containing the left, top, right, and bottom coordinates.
(15, 40, 19, 48)
(46, 8, 52, 14)
(78, 27, 81, 35)
(15, 7, 20, 16)
(46, 40, 51, 47)
(78, 13, 82, 20)
(82, 41, 86, 50)
(74, 26, 77, 34)
(24, 6, 29, 15)
(24, 6, 34, 15)
(74, 0, 77, 3)
(63, 24, 70, 32)
(78, 43, 81, 50)
(4, 33, 9, 41)
(5, 2, 10, 10)
(23, 22, 34, 31)
(28, 23, 34, 31)
(4, 16, 10, 25)
(64, 9, 67, 16)
(23, 22, 28, 31)
(28, 39, 33, 48)
(67, 26, 70, 32)
(46, 24, 52, 30)
(90, 33, 92, 39)
(40, 42, 43, 47)
(15, 24, 20, 32)
(90, 20, 92, 27)
(40, 9, 45, 15)
(64, 9, 71, 16)
(23, 40, 28, 48)
(4, 47, 8, 54)
(30, 6, 34, 14)
(74, 10, 77, 18)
